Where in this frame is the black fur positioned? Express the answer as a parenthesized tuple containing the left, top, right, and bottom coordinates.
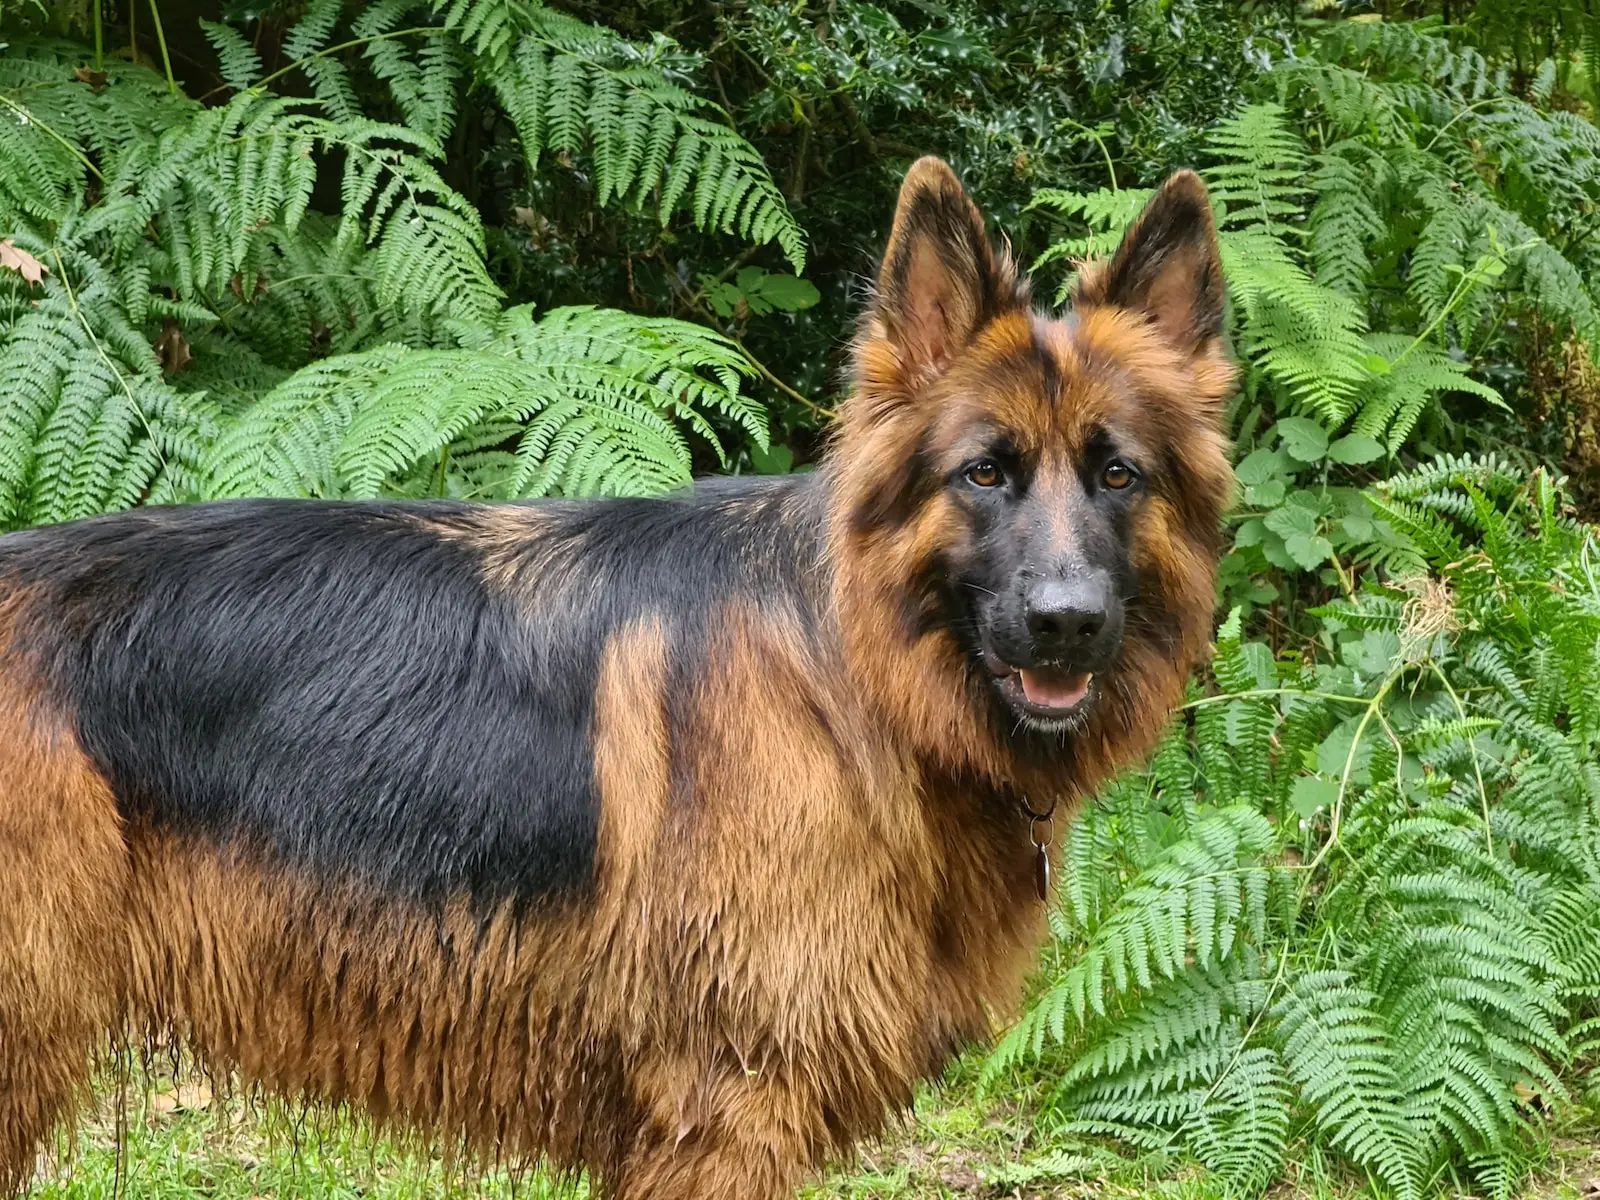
(848, 437, 939, 536)
(0, 478, 827, 907)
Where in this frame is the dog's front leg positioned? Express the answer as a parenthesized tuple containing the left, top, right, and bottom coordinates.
(603, 1064, 822, 1200)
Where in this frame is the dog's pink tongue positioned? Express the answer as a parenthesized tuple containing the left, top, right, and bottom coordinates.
(1018, 669, 1092, 711)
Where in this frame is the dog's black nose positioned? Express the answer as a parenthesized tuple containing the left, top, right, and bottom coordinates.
(1025, 578, 1108, 651)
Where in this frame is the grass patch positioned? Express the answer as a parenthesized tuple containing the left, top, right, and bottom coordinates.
(32, 1064, 582, 1200)
(27, 1059, 1600, 1200)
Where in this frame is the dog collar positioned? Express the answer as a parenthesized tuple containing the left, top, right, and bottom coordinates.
(1021, 796, 1057, 902)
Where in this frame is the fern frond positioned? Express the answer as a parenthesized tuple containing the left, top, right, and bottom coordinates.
(1205, 103, 1310, 232)
(1219, 228, 1372, 420)
(1355, 334, 1507, 452)
(202, 304, 756, 502)
(1029, 807, 1278, 1028)
(1185, 1045, 1292, 1197)
(445, 0, 808, 270)
(0, 249, 214, 528)
(1271, 975, 1417, 1195)
(1308, 144, 1386, 299)
(199, 20, 264, 91)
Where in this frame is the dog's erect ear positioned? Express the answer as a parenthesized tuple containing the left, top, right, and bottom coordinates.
(870, 157, 1025, 383)
(1083, 170, 1224, 355)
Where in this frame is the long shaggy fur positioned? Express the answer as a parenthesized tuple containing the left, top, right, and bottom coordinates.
(0, 161, 1235, 1199)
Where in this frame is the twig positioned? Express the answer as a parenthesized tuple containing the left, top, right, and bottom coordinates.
(1299, 666, 1404, 895)
(741, 338, 835, 421)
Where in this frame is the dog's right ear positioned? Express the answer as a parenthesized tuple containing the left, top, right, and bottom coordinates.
(1075, 170, 1225, 357)
(863, 158, 1027, 390)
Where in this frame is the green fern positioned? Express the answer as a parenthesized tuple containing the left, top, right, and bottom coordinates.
(1280, 18, 1600, 349)
(1027, 186, 1155, 301)
(437, 0, 806, 271)
(0, 25, 789, 530)
(1306, 143, 1386, 301)
(1355, 334, 1508, 453)
(351, 1, 462, 144)
(0, 245, 215, 526)
(202, 305, 760, 501)
(1272, 972, 1416, 1199)
(1031, 19, 1600, 464)
(1031, 107, 1379, 425)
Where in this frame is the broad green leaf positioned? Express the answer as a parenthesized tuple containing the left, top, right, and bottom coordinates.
(749, 441, 794, 474)
(1343, 630, 1401, 677)
(1290, 776, 1341, 820)
(1276, 417, 1331, 463)
(1328, 434, 1385, 465)
(1237, 446, 1293, 486)
(751, 272, 821, 312)
(1246, 479, 1287, 507)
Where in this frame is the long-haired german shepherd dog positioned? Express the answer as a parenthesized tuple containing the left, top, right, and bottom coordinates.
(0, 159, 1234, 1198)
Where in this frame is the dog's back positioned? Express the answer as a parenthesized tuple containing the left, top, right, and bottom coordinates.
(0, 483, 823, 904)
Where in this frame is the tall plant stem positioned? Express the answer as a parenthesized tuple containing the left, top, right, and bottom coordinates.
(147, 0, 178, 95)
(91, 0, 104, 72)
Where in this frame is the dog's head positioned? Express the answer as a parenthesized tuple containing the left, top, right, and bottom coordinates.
(832, 158, 1235, 782)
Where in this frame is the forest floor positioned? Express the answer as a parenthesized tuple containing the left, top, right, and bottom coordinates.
(26, 1063, 1600, 1200)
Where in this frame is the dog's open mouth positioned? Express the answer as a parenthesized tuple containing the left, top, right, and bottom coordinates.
(1018, 667, 1093, 711)
(988, 661, 1096, 722)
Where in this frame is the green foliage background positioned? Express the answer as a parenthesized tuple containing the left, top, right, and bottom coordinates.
(5, 0, 1600, 1196)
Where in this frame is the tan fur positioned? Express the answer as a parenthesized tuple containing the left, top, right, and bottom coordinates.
(0, 593, 128, 1196)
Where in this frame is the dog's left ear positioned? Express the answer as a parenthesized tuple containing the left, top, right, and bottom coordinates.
(868, 157, 1026, 384)
(1080, 170, 1224, 355)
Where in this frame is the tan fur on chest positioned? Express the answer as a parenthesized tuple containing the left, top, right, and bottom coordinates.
(588, 605, 1047, 1154)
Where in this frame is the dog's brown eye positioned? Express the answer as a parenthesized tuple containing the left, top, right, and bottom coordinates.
(965, 461, 1004, 488)
(1103, 461, 1135, 490)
